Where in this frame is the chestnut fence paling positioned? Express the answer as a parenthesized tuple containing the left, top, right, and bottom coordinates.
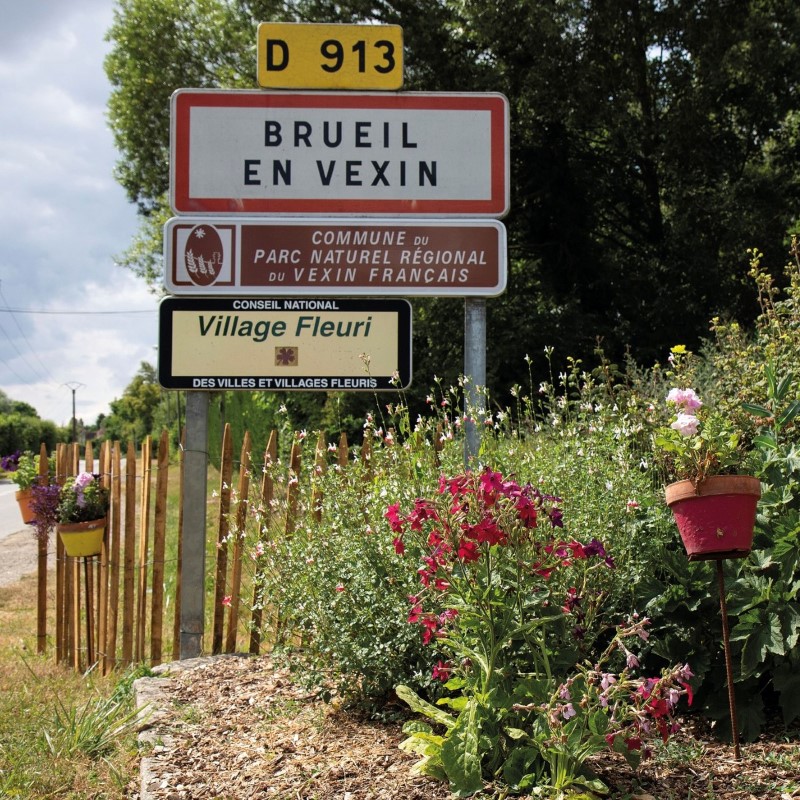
(32, 427, 373, 672)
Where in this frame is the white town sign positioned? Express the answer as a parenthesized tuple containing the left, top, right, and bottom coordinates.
(169, 89, 509, 217)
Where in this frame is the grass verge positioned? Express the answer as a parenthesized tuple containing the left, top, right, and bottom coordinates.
(0, 571, 142, 798)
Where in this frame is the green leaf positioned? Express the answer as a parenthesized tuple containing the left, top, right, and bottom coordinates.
(775, 373, 794, 403)
(437, 695, 469, 712)
(738, 697, 767, 743)
(778, 604, 800, 651)
(396, 685, 456, 730)
(738, 610, 783, 676)
(402, 720, 433, 736)
(501, 746, 541, 790)
(504, 726, 529, 740)
(409, 752, 448, 781)
(399, 732, 444, 757)
(777, 399, 800, 428)
(754, 433, 778, 450)
(742, 402, 773, 418)
(440, 698, 485, 796)
(773, 666, 800, 725)
(587, 708, 609, 737)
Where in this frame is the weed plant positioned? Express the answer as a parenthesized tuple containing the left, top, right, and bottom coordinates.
(0, 576, 141, 798)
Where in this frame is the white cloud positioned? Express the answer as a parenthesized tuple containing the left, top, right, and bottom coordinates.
(0, 1, 158, 427)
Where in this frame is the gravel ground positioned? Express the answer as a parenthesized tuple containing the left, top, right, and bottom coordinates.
(0, 527, 53, 588)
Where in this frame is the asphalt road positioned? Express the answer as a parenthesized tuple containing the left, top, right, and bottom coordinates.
(0, 479, 28, 543)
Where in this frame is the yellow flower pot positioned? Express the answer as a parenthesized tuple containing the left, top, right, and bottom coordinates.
(57, 518, 106, 558)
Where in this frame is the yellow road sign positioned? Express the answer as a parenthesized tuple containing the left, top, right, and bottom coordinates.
(257, 22, 403, 90)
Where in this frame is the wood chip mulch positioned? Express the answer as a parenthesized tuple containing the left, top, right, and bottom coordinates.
(131, 654, 800, 799)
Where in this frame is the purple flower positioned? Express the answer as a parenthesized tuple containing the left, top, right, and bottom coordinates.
(584, 538, 606, 558)
(1, 451, 21, 472)
(29, 482, 60, 544)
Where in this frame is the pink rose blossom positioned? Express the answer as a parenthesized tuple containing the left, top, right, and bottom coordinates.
(671, 413, 700, 436)
(666, 387, 703, 411)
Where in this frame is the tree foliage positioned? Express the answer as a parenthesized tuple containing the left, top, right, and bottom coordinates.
(101, 362, 164, 445)
(105, 0, 800, 419)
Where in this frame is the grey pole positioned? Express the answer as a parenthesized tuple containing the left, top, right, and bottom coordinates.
(464, 298, 487, 464)
(180, 391, 209, 659)
(63, 382, 85, 443)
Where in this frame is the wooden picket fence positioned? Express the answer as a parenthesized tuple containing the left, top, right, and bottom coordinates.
(35, 424, 382, 673)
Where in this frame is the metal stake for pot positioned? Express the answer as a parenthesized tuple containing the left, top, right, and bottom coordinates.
(716, 558, 741, 760)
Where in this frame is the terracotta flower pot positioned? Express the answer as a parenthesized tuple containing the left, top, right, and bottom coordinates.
(15, 488, 35, 525)
(665, 475, 761, 561)
(57, 518, 106, 558)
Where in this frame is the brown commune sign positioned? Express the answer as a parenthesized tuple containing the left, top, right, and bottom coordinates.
(164, 218, 506, 297)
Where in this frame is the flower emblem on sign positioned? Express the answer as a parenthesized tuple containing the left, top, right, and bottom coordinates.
(275, 347, 299, 366)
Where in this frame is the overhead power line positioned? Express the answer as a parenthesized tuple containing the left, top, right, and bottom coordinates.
(0, 308, 156, 315)
(0, 282, 53, 382)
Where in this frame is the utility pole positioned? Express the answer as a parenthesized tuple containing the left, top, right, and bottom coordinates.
(63, 382, 85, 443)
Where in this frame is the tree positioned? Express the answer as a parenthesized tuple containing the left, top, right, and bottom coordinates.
(105, 0, 800, 420)
(102, 362, 164, 445)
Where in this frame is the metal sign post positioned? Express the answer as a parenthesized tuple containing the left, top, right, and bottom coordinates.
(179, 391, 209, 660)
(165, 22, 509, 658)
(464, 298, 486, 464)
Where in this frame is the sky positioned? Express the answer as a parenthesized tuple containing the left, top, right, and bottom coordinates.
(0, 0, 159, 428)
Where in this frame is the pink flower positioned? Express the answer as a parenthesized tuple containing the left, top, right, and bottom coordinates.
(335, 584, 345, 593)
(561, 703, 576, 720)
(457, 539, 480, 563)
(666, 387, 703, 411)
(385, 503, 404, 533)
(671, 413, 700, 436)
(222, 595, 232, 607)
(600, 673, 617, 692)
(74, 472, 95, 489)
(432, 660, 451, 681)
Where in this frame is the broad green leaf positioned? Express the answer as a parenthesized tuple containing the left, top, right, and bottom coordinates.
(440, 698, 484, 796)
(738, 698, 767, 743)
(437, 695, 469, 712)
(779, 604, 800, 650)
(396, 685, 456, 730)
(399, 732, 444, 757)
(504, 726, 528, 740)
(773, 666, 800, 725)
(738, 610, 783, 676)
(754, 433, 778, 450)
(409, 752, 448, 781)
(501, 746, 541, 789)
(402, 720, 433, 736)
(587, 708, 610, 736)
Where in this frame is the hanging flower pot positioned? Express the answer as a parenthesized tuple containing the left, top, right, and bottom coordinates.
(665, 475, 761, 561)
(57, 518, 106, 558)
(15, 488, 36, 525)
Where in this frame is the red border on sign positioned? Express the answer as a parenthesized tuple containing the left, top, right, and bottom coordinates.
(170, 90, 508, 217)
